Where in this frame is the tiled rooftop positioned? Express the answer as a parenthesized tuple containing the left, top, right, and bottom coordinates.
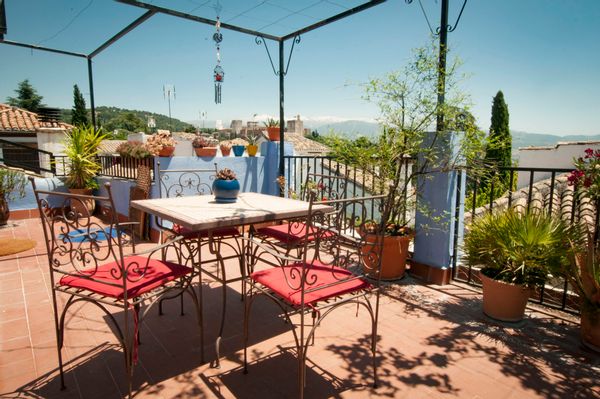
(0, 104, 73, 132)
(1, 218, 599, 398)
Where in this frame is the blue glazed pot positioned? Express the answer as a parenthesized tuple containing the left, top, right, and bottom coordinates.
(232, 145, 245, 157)
(212, 179, 240, 203)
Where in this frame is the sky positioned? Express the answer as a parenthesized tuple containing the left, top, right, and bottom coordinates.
(0, 0, 599, 135)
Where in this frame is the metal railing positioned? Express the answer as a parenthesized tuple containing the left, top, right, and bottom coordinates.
(284, 155, 416, 232)
(98, 155, 154, 180)
(455, 166, 583, 314)
(0, 138, 62, 175)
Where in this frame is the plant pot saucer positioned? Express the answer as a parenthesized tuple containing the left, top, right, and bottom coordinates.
(214, 197, 238, 203)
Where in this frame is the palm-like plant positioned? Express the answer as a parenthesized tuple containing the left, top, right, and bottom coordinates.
(64, 125, 107, 190)
(463, 209, 572, 288)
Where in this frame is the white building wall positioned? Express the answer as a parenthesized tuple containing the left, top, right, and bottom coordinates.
(517, 141, 600, 189)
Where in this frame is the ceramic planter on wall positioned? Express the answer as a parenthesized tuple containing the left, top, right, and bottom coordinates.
(220, 146, 231, 156)
(158, 146, 175, 157)
(194, 147, 217, 157)
(481, 274, 531, 322)
(267, 127, 280, 141)
(212, 179, 240, 203)
(247, 145, 258, 157)
(232, 145, 245, 157)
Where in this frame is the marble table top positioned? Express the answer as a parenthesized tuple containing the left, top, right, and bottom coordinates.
(131, 192, 333, 231)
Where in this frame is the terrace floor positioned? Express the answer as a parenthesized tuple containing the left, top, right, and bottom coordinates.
(1, 218, 599, 398)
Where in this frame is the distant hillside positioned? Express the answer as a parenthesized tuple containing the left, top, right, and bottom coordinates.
(512, 130, 600, 150)
(60, 106, 195, 133)
(307, 122, 600, 157)
(310, 120, 380, 139)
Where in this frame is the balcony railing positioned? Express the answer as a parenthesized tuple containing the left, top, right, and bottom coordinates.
(98, 155, 154, 180)
(455, 166, 584, 314)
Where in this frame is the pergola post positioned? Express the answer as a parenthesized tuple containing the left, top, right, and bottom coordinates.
(87, 57, 96, 130)
(278, 40, 285, 192)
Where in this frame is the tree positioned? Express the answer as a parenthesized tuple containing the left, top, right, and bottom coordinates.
(479, 90, 512, 198)
(71, 84, 89, 127)
(104, 112, 145, 133)
(357, 40, 484, 229)
(6, 79, 44, 112)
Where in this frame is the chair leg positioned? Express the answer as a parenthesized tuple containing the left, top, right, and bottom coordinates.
(179, 294, 184, 316)
(371, 313, 379, 389)
(55, 316, 66, 390)
(134, 304, 141, 345)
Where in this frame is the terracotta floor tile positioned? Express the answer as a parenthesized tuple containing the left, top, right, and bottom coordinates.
(1, 219, 599, 399)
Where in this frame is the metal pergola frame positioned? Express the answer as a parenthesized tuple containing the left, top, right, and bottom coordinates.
(0, 0, 456, 181)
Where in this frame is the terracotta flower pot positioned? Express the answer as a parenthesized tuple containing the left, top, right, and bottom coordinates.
(194, 147, 217, 157)
(362, 234, 413, 280)
(581, 310, 600, 352)
(0, 195, 10, 226)
(158, 146, 175, 157)
(68, 188, 96, 217)
(481, 273, 531, 322)
(220, 146, 231, 156)
(267, 126, 280, 141)
(247, 145, 258, 157)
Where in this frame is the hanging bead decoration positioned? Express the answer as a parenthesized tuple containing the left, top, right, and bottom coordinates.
(213, 16, 224, 104)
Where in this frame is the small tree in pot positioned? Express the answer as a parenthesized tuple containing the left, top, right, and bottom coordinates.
(463, 209, 572, 322)
(63, 125, 107, 215)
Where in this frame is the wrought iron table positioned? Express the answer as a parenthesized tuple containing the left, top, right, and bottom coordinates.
(131, 192, 333, 366)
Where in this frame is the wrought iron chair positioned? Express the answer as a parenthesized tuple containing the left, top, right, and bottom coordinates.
(253, 168, 349, 257)
(31, 179, 203, 398)
(243, 192, 391, 398)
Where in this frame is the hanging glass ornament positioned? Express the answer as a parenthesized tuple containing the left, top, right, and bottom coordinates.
(213, 16, 223, 104)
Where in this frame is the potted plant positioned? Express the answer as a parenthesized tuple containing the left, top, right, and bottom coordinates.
(63, 125, 107, 214)
(264, 118, 280, 141)
(192, 136, 218, 157)
(146, 131, 177, 157)
(329, 40, 485, 280)
(212, 168, 240, 203)
(219, 141, 232, 157)
(560, 234, 600, 351)
(116, 141, 153, 159)
(246, 134, 259, 157)
(463, 209, 571, 322)
(0, 167, 27, 226)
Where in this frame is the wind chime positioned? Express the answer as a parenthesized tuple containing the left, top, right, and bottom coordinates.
(213, 16, 224, 104)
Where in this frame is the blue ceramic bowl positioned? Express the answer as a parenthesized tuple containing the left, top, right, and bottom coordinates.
(212, 179, 240, 203)
(232, 145, 245, 157)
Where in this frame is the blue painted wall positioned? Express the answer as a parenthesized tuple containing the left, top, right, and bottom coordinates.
(10, 176, 68, 211)
(412, 131, 466, 270)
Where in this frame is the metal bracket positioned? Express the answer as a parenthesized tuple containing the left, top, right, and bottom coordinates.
(255, 34, 301, 77)
(406, 0, 468, 35)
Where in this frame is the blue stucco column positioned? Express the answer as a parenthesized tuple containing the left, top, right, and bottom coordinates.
(260, 140, 294, 196)
(412, 131, 466, 283)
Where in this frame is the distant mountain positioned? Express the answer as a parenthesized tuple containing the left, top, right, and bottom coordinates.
(512, 130, 600, 150)
(310, 120, 380, 139)
(306, 122, 600, 157)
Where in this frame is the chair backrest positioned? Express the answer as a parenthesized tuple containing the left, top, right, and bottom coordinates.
(158, 161, 218, 198)
(300, 169, 349, 203)
(273, 193, 391, 299)
(30, 179, 132, 289)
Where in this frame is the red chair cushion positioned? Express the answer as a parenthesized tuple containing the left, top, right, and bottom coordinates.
(173, 224, 240, 239)
(59, 256, 192, 300)
(257, 223, 331, 244)
(251, 260, 371, 306)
